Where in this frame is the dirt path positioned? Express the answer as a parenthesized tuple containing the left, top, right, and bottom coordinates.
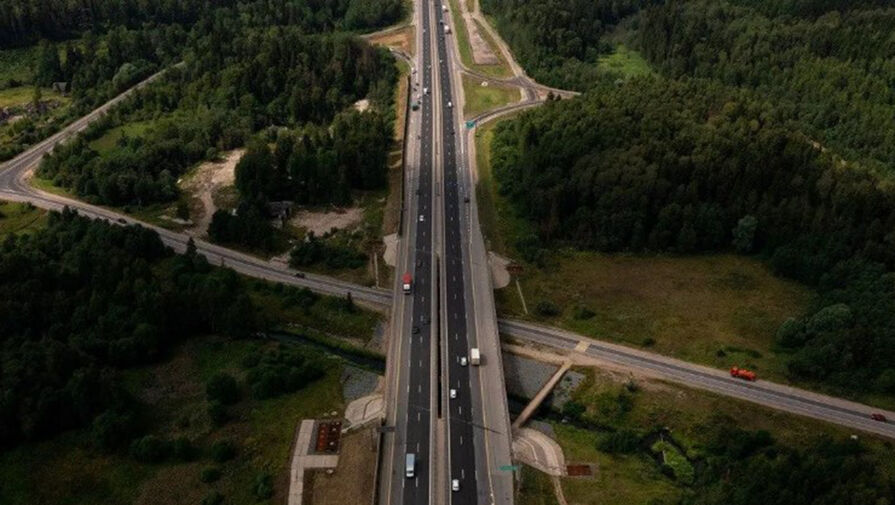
(179, 149, 243, 236)
(292, 208, 363, 236)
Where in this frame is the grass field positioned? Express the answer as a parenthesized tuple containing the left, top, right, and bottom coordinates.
(0, 335, 351, 505)
(517, 465, 558, 505)
(0, 201, 47, 235)
(446, 0, 512, 79)
(462, 73, 519, 119)
(501, 251, 813, 382)
(0, 86, 70, 108)
(88, 120, 156, 154)
(532, 365, 895, 505)
(596, 45, 653, 79)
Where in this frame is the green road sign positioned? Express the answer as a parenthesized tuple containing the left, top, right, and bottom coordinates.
(499, 465, 520, 472)
(466, 119, 476, 129)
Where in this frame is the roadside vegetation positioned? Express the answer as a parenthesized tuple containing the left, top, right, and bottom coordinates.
(0, 200, 47, 235)
(461, 74, 519, 119)
(447, 0, 513, 78)
(0, 209, 380, 504)
(528, 366, 895, 505)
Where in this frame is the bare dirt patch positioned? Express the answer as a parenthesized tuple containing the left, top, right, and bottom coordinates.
(353, 99, 370, 112)
(306, 429, 377, 505)
(179, 149, 243, 236)
(292, 208, 363, 236)
(366, 26, 415, 55)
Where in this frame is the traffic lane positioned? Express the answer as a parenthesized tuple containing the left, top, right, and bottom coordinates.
(502, 322, 895, 439)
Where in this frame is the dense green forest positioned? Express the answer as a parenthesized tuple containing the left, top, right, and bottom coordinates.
(37, 27, 397, 208)
(0, 0, 404, 47)
(0, 209, 257, 449)
(480, 0, 655, 90)
(491, 79, 895, 394)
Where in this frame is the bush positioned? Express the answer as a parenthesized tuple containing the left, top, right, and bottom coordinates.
(130, 435, 171, 463)
(208, 401, 229, 427)
(211, 440, 237, 462)
(253, 471, 274, 499)
(562, 400, 585, 421)
(202, 491, 224, 505)
(172, 436, 196, 461)
(597, 430, 641, 454)
(535, 300, 560, 317)
(91, 409, 138, 452)
(200, 467, 222, 483)
(641, 337, 656, 347)
(206, 372, 239, 405)
(573, 305, 596, 320)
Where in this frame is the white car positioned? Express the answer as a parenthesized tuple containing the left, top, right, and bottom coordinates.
(451, 479, 460, 492)
(459, 356, 468, 366)
(419, 214, 425, 222)
(450, 388, 457, 399)
(447, 101, 453, 108)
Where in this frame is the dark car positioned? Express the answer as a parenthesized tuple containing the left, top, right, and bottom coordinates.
(294, 272, 306, 278)
(871, 413, 887, 422)
(117, 217, 127, 224)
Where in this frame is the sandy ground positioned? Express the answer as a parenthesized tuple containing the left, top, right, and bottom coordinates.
(292, 207, 363, 236)
(365, 25, 414, 55)
(466, 16, 499, 65)
(306, 430, 377, 505)
(179, 149, 243, 236)
(383, 233, 398, 267)
(489, 251, 510, 288)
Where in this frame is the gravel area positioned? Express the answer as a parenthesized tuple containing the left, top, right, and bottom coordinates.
(341, 366, 380, 402)
(503, 353, 558, 399)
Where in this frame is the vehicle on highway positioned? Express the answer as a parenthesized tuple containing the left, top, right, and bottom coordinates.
(419, 214, 425, 222)
(294, 272, 306, 278)
(470, 347, 481, 365)
(459, 356, 468, 366)
(871, 413, 888, 422)
(730, 366, 757, 381)
(405, 453, 416, 478)
(451, 479, 460, 492)
(447, 101, 452, 108)
(450, 388, 457, 399)
(402, 272, 413, 294)
(117, 217, 127, 224)
(424, 87, 429, 95)
(464, 194, 470, 203)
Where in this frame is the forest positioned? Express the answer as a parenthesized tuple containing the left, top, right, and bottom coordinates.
(490, 78, 895, 394)
(0, 209, 258, 449)
(37, 25, 397, 207)
(0, 0, 404, 47)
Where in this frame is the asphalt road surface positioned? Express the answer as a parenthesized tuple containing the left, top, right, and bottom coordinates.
(433, 3, 481, 504)
(500, 320, 895, 439)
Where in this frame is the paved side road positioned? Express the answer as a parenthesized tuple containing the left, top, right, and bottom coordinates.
(0, 66, 391, 307)
(500, 320, 895, 440)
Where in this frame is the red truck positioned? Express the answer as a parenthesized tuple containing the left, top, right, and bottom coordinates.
(402, 272, 412, 294)
(870, 413, 887, 422)
(730, 366, 757, 381)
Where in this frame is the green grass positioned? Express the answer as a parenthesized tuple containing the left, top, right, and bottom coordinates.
(517, 465, 558, 505)
(0, 335, 352, 505)
(650, 441, 694, 485)
(0, 201, 47, 235)
(0, 86, 70, 108)
(462, 73, 519, 119)
(502, 251, 813, 384)
(446, 0, 512, 78)
(88, 120, 155, 155)
(596, 45, 653, 79)
(551, 424, 679, 505)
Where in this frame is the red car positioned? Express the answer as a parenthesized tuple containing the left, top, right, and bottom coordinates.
(870, 413, 887, 422)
